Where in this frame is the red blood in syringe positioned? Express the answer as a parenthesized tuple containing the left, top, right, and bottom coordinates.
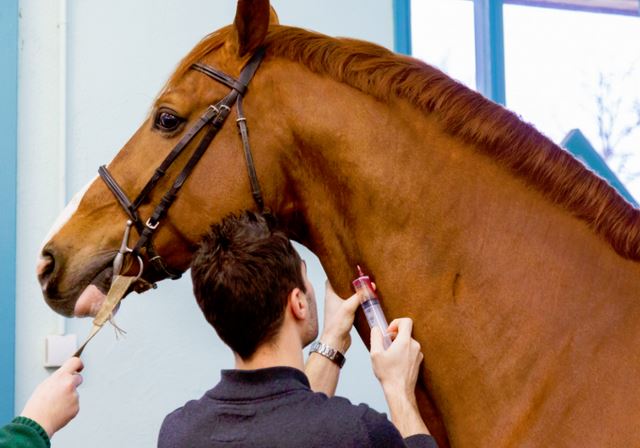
(352, 265, 392, 349)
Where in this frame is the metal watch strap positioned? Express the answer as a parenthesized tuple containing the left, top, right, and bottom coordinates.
(309, 341, 346, 368)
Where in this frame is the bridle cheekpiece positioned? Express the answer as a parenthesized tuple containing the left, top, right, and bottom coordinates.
(97, 48, 266, 287)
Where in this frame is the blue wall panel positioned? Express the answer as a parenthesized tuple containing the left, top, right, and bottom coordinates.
(0, 0, 18, 424)
(474, 0, 506, 105)
(393, 0, 412, 55)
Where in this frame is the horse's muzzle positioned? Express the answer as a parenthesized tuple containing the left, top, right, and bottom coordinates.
(37, 246, 57, 295)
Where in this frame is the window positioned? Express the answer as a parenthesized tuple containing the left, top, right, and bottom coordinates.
(409, 0, 640, 198)
(410, 0, 476, 88)
(504, 4, 640, 195)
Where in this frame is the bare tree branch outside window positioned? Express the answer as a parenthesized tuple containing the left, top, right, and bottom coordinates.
(593, 63, 640, 183)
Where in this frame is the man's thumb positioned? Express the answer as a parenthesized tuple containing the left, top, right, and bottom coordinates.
(370, 326, 383, 353)
(346, 292, 361, 311)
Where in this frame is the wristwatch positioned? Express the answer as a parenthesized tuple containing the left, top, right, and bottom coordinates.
(309, 341, 346, 368)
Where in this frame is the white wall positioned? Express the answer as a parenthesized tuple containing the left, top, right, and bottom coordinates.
(16, 1, 394, 446)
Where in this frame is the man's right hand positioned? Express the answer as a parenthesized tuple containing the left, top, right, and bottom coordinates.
(20, 356, 84, 437)
(371, 318, 423, 399)
(370, 318, 430, 437)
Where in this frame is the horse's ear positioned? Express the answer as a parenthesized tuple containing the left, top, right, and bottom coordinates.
(268, 6, 279, 25)
(233, 0, 278, 57)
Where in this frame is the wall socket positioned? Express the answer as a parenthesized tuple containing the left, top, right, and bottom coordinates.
(44, 334, 78, 368)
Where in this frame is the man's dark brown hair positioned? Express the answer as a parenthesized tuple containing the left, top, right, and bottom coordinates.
(191, 211, 306, 359)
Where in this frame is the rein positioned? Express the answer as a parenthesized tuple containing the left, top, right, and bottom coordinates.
(74, 49, 266, 357)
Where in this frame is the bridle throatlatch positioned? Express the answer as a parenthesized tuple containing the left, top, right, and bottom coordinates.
(74, 49, 267, 357)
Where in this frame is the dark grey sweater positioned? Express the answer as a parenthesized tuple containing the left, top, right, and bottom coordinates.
(158, 366, 437, 448)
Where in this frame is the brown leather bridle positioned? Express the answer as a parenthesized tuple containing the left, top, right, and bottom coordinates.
(97, 49, 266, 286)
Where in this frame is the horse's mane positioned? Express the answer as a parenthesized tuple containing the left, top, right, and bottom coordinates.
(169, 24, 640, 261)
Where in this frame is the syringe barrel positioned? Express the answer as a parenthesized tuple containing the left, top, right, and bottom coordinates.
(352, 276, 377, 302)
(352, 273, 392, 349)
(361, 298, 392, 349)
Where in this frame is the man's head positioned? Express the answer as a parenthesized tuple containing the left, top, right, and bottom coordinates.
(191, 211, 317, 360)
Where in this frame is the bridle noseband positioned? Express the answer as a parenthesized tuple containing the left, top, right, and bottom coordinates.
(98, 49, 266, 286)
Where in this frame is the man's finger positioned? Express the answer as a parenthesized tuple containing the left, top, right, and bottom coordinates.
(71, 373, 83, 388)
(326, 279, 360, 310)
(370, 326, 384, 354)
(387, 319, 400, 334)
(325, 280, 335, 294)
(344, 292, 361, 312)
(389, 318, 413, 343)
(62, 356, 84, 374)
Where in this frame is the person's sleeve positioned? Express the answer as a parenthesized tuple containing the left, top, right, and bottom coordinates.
(157, 407, 187, 448)
(360, 406, 439, 448)
(404, 433, 439, 448)
(157, 413, 174, 448)
(0, 416, 50, 448)
(359, 407, 410, 447)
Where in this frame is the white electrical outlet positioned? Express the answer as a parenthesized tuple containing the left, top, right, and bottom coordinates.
(44, 334, 78, 368)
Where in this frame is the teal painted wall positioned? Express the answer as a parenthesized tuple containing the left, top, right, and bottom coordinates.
(0, 0, 18, 425)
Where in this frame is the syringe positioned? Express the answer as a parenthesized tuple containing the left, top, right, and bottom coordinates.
(352, 265, 392, 349)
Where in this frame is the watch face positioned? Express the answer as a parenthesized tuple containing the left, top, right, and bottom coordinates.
(319, 344, 331, 358)
(310, 342, 344, 367)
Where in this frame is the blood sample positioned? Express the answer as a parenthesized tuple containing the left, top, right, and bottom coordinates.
(352, 265, 392, 349)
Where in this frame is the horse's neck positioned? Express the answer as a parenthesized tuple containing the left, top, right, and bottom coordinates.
(277, 71, 640, 445)
(417, 137, 640, 445)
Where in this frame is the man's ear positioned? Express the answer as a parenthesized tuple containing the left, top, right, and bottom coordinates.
(233, 0, 279, 57)
(288, 288, 307, 321)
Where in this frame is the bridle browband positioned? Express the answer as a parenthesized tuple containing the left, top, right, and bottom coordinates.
(98, 49, 266, 286)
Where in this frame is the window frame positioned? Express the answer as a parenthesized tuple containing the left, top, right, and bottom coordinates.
(396, 0, 638, 204)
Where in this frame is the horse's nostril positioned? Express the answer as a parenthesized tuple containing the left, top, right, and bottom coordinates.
(37, 250, 56, 289)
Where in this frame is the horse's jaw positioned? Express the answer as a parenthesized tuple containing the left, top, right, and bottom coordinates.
(74, 284, 107, 317)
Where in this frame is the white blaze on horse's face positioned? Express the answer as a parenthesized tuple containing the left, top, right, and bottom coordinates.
(39, 176, 96, 258)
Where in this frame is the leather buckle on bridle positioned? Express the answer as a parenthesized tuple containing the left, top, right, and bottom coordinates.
(145, 218, 160, 230)
(98, 48, 266, 286)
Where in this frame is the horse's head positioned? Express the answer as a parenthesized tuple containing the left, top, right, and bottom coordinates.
(38, 0, 290, 317)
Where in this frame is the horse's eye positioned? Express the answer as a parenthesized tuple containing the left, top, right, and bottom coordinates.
(154, 110, 184, 132)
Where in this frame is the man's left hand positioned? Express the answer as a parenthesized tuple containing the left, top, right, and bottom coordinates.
(319, 281, 361, 353)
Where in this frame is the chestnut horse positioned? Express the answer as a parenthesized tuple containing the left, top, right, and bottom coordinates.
(37, 1, 640, 446)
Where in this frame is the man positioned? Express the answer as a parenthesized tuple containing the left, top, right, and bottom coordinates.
(158, 211, 437, 447)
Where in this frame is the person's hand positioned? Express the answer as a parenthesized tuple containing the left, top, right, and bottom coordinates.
(370, 318, 430, 437)
(319, 281, 361, 353)
(20, 357, 84, 437)
(370, 318, 423, 403)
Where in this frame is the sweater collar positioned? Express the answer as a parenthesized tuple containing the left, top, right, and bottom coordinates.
(208, 366, 311, 400)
